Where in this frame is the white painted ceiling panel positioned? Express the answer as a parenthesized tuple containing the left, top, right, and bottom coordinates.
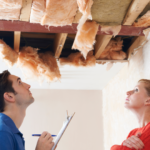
(0, 59, 126, 90)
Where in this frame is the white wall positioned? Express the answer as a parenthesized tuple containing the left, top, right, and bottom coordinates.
(20, 89, 103, 150)
(102, 31, 150, 150)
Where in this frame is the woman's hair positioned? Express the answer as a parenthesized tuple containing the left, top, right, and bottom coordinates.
(0, 70, 16, 112)
(138, 79, 150, 96)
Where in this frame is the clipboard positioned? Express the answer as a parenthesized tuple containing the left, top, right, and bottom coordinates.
(52, 111, 75, 150)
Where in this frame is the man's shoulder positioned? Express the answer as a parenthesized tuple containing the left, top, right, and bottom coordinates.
(0, 119, 12, 134)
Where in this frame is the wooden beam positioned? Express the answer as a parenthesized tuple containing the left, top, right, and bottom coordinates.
(0, 21, 146, 36)
(95, 35, 112, 59)
(127, 36, 146, 59)
(123, 0, 150, 25)
(53, 33, 68, 59)
(14, 31, 21, 52)
(96, 60, 128, 63)
(20, 0, 33, 21)
(21, 33, 55, 39)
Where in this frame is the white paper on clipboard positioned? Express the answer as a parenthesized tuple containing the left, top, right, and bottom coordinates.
(52, 112, 75, 150)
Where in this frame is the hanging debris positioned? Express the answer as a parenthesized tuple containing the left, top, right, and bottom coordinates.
(101, 25, 121, 37)
(133, 11, 150, 27)
(99, 37, 127, 60)
(18, 46, 40, 79)
(59, 51, 96, 67)
(38, 52, 61, 82)
(30, 0, 46, 23)
(0, 40, 18, 66)
(72, 21, 99, 59)
(77, 0, 93, 30)
(40, 0, 78, 26)
(18, 46, 61, 82)
(0, 0, 22, 20)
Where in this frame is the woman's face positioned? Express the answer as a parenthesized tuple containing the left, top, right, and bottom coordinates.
(125, 82, 150, 110)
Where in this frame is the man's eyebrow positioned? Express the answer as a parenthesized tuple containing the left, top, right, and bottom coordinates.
(17, 78, 21, 82)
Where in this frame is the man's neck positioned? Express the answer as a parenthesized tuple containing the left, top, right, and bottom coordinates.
(3, 107, 26, 129)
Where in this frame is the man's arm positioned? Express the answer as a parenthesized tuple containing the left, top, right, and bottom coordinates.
(0, 131, 15, 150)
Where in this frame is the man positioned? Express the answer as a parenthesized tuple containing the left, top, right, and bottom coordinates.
(0, 70, 54, 150)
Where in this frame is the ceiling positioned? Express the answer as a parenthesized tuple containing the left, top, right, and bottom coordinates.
(0, 59, 126, 90)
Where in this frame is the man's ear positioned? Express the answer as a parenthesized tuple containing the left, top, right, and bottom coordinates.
(145, 98, 150, 106)
(3, 92, 15, 103)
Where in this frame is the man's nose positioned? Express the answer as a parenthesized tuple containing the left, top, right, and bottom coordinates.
(24, 83, 31, 89)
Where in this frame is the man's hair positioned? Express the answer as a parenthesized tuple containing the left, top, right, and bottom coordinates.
(0, 70, 16, 112)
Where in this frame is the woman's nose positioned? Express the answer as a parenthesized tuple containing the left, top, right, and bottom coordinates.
(126, 90, 133, 95)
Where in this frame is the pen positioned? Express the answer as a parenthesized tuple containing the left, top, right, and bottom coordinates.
(32, 134, 57, 137)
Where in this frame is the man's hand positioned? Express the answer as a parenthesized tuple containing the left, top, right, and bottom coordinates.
(122, 132, 144, 150)
(35, 131, 54, 150)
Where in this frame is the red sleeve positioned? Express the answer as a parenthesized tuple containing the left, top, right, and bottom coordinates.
(111, 129, 138, 150)
(111, 125, 150, 150)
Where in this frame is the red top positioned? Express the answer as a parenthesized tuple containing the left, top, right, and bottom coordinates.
(111, 122, 150, 150)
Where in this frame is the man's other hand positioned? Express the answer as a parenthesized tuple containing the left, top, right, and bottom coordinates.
(35, 131, 54, 150)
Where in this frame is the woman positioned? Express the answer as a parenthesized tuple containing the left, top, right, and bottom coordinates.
(111, 79, 150, 150)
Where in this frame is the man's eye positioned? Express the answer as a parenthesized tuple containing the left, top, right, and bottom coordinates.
(19, 81, 22, 84)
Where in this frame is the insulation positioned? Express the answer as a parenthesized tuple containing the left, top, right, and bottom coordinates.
(101, 25, 121, 37)
(133, 10, 150, 27)
(59, 51, 96, 67)
(41, 0, 78, 26)
(91, 0, 132, 25)
(18, 46, 61, 82)
(0, 0, 22, 20)
(77, 0, 93, 30)
(99, 37, 127, 60)
(72, 21, 99, 59)
(0, 39, 18, 66)
(30, 0, 46, 23)
(18, 46, 40, 79)
(38, 52, 61, 82)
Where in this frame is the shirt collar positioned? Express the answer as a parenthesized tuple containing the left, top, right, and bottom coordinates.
(0, 113, 22, 135)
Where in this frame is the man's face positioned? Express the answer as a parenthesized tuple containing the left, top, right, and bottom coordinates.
(8, 75, 34, 108)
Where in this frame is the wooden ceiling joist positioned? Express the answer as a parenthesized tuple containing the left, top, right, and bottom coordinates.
(123, 0, 150, 25)
(0, 21, 146, 36)
(95, 35, 112, 59)
(53, 33, 68, 59)
(20, 0, 33, 21)
(14, 31, 21, 53)
(96, 60, 129, 63)
(127, 36, 147, 59)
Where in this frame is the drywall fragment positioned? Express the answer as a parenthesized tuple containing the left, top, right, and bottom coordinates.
(41, 0, 77, 26)
(0, 40, 18, 66)
(30, 0, 46, 23)
(59, 51, 96, 67)
(101, 25, 121, 37)
(72, 21, 99, 59)
(133, 10, 150, 27)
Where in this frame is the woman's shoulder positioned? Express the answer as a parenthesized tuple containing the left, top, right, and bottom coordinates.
(127, 128, 139, 138)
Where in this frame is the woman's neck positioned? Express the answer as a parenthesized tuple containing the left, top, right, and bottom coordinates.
(134, 108, 150, 127)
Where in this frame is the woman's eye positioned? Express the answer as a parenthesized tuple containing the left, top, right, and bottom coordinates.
(135, 88, 138, 92)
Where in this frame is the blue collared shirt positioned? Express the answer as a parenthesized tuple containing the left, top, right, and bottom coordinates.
(0, 113, 25, 150)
